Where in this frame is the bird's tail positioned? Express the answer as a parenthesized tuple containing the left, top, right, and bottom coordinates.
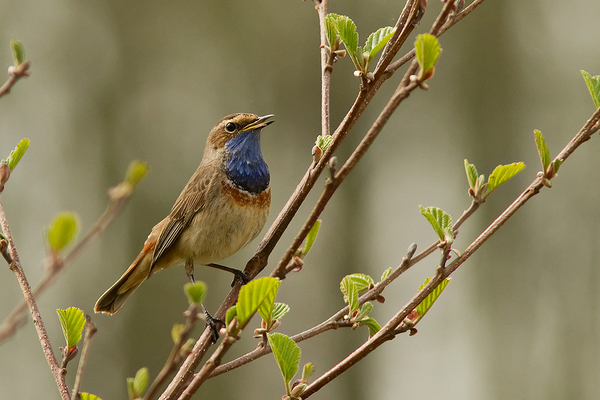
(94, 247, 153, 315)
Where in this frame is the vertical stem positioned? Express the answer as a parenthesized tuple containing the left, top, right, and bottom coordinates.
(0, 197, 70, 399)
(314, 0, 330, 137)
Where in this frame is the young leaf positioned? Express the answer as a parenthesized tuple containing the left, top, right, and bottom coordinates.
(315, 135, 333, 153)
(364, 26, 396, 61)
(324, 14, 339, 48)
(56, 307, 85, 352)
(271, 302, 291, 321)
(335, 15, 359, 56)
(302, 219, 321, 257)
(10, 39, 25, 65)
(534, 129, 551, 172)
(419, 206, 454, 244)
(268, 332, 301, 389)
(354, 301, 373, 321)
(47, 212, 80, 252)
(237, 277, 280, 327)
(257, 278, 281, 327)
(464, 159, 479, 190)
(380, 267, 392, 282)
(225, 305, 237, 326)
(302, 362, 315, 382)
(132, 367, 149, 398)
(486, 162, 525, 195)
(3, 138, 30, 171)
(359, 318, 381, 337)
(581, 70, 600, 108)
(79, 394, 102, 400)
(171, 323, 185, 344)
(340, 276, 359, 314)
(345, 273, 374, 293)
(416, 277, 451, 319)
(184, 281, 207, 305)
(125, 160, 150, 188)
(414, 34, 441, 79)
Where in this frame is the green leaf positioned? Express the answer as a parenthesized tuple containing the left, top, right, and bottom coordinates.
(380, 267, 392, 282)
(257, 279, 281, 327)
(271, 302, 290, 321)
(237, 277, 280, 327)
(268, 332, 301, 387)
(534, 129, 551, 172)
(340, 276, 359, 314)
(335, 15, 358, 56)
(464, 159, 479, 190)
(302, 362, 315, 382)
(10, 39, 25, 65)
(359, 318, 381, 337)
(354, 301, 373, 321)
(184, 281, 207, 305)
(345, 273, 374, 293)
(315, 135, 333, 153)
(225, 305, 237, 326)
(581, 70, 600, 108)
(324, 14, 339, 48)
(79, 394, 102, 400)
(486, 162, 525, 195)
(302, 219, 321, 257)
(171, 323, 185, 344)
(133, 367, 149, 397)
(56, 307, 85, 352)
(552, 158, 563, 174)
(364, 26, 396, 61)
(416, 277, 451, 319)
(3, 138, 30, 171)
(419, 206, 454, 244)
(125, 160, 150, 188)
(47, 212, 80, 252)
(415, 34, 441, 78)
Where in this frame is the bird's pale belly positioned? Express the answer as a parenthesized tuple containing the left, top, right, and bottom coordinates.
(174, 183, 270, 265)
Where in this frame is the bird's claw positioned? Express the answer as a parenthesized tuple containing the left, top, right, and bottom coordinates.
(230, 270, 250, 287)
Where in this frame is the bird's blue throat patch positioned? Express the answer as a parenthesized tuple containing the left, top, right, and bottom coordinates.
(224, 130, 269, 194)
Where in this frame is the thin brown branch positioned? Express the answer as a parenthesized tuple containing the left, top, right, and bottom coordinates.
(0, 61, 30, 98)
(0, 182, 132, 343)
(159, 1, 486, 398)
(0, 197, 70, 399)
(313, 0, 331, 137)
(71, 316, 97, 399)
(301, 93, 600, 400)
(144, 305, 202, 400)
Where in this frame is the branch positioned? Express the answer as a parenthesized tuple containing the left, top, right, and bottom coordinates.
(0, 179, 134, 343)
(0, 60, 30, 98)
(301, 96, 600, 400)
(71, 316, 97, 399)
(0, 198, 70, 399)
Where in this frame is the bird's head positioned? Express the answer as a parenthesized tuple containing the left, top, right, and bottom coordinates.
(206, 113, 274, 194)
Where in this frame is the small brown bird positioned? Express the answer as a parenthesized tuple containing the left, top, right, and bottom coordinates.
(94, 113, 273, 317)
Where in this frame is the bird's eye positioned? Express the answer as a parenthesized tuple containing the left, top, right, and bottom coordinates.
(225, 122, 236, 133)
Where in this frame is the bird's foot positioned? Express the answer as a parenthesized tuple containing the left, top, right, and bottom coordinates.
(203, 307, 223, 344)
(230, 269, 250, 287)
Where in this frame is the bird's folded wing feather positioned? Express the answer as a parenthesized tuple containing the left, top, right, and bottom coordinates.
(150, 167, 215, 270)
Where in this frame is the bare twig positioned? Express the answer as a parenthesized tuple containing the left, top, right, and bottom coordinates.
(313, 0, 331, 137)
(71, 316, 98, 399)
(0, 198, 70, 399)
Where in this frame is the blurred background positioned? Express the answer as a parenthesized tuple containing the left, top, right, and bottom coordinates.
(1, 0, 599, 399)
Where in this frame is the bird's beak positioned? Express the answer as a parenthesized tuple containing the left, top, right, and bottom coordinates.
(240, 114, 275, 132)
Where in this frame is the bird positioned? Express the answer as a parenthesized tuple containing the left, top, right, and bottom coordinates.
(94, 113, 274, 326)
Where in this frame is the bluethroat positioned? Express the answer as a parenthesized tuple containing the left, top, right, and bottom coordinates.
(94, 113, 273, 322)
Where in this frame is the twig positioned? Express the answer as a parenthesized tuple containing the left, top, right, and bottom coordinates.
(71, 316, 98, 399)
(313, 0, 331, 137)
(301, 89, 600, 400)
(144, 305, 202, 400)
(0, 197, 70, 399)
(159, 1, 485, 398)
(0, 181, 133, 343)
(0, 61, 30, 98)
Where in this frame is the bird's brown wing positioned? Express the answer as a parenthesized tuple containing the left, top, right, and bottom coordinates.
(150, 166, 215, 271)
